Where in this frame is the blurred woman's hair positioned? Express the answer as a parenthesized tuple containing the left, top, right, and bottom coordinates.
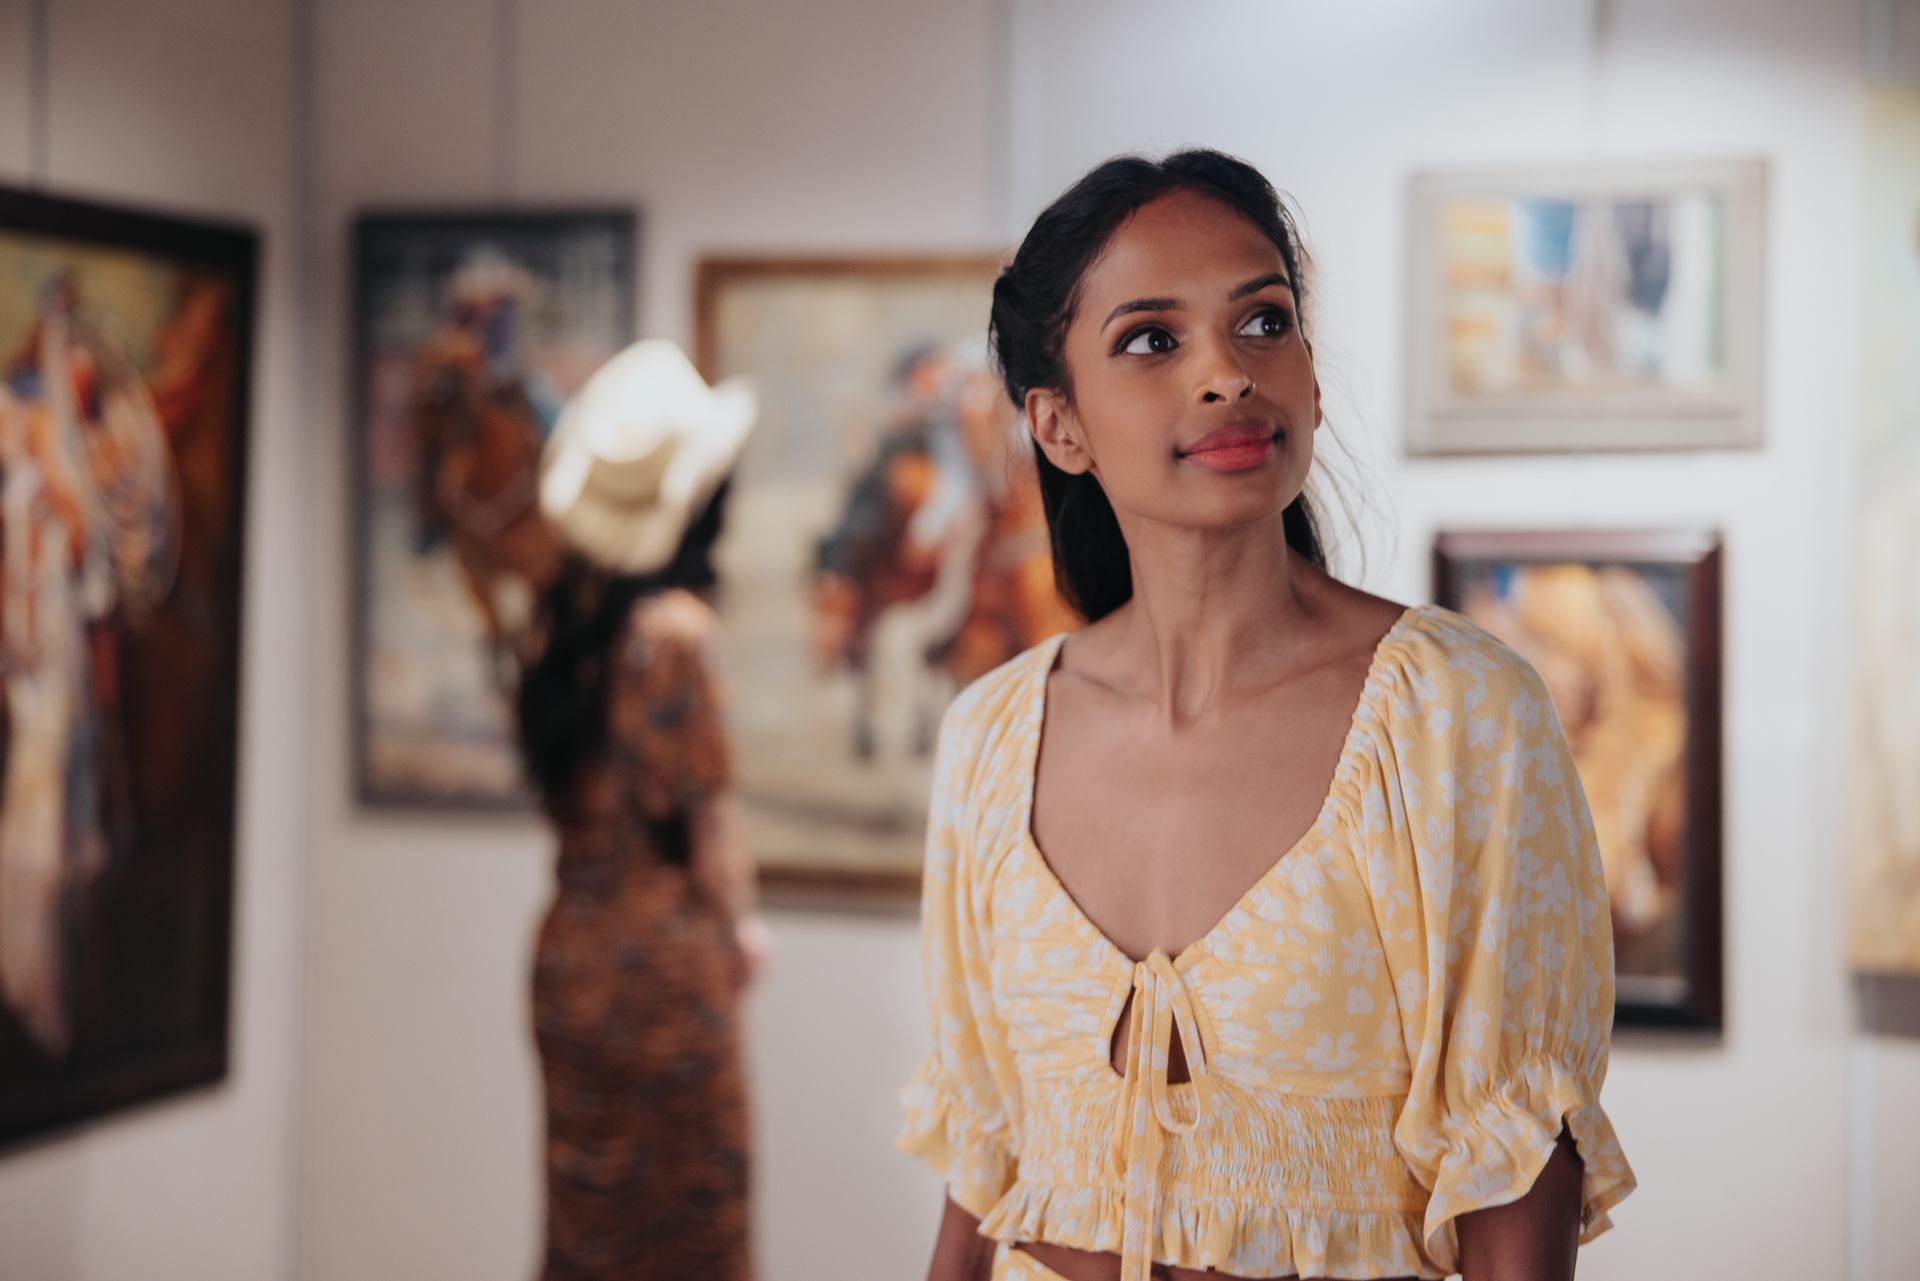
(989, 149, 1331, 622)
(516, 480, 732, 801)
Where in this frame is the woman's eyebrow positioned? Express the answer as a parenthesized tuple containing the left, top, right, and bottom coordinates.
(1101, 296, 1179, 330)
(1099, 272, 1294, 331)
(1229, 272, 1293, 300)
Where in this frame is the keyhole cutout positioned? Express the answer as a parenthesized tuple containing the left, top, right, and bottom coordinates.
(1108, 991, 1192, 1084)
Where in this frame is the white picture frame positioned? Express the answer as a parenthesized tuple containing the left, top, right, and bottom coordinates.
(1404, 159, 1766, 455)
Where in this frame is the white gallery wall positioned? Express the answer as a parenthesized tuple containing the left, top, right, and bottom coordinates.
(1856, 4, 1920, 1269)
(296, 2, 1005, 1279)
(0, 1, 310, 1280)
(297, 3, 1920, 1281)
(1004, 5, 1920, 1278)
(0, 1, 1915, 1279)
(1006, 1, 1866, 1278)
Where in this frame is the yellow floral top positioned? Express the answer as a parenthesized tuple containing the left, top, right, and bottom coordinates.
(898, 605, 1635, 1281)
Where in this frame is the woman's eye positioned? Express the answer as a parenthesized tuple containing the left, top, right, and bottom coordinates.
(1118, 326, 1176, 356)
(1238, 307, 1294, 339)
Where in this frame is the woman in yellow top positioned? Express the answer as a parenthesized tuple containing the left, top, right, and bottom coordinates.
(899, 150, 1635, 1281)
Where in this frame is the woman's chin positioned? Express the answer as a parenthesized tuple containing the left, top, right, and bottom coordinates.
(1175, 494, 1302, 534)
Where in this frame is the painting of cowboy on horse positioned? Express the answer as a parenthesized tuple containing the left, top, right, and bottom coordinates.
(352, 212, 634, 807)
(0, 190, 254, 1144)
(698, 258, 1077, 887)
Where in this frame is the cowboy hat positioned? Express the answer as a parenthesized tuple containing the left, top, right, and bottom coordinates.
(539, 339, 757, 575)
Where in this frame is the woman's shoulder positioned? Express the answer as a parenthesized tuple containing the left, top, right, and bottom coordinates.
(940, 631, 1067, 739)
(1370, 602, 1558, 735)
(616, 588, 719, 665)
(926, 633, 1068, 826)
(626, 586, 717, 645)
(615, 589, 723, 692)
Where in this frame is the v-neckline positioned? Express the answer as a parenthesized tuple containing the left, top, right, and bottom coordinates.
(1016, 604, 1422, 974)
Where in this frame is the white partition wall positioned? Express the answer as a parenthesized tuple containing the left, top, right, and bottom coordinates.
(295, 4, 1005, 1278)
(0, 2, 310, 1280)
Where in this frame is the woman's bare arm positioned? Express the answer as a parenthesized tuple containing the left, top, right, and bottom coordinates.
(925, 1196, 995, 1281)
(1455, 1129, 1585, 1281)
(687, 791, 770, 983)
(688, 791, 755, 919)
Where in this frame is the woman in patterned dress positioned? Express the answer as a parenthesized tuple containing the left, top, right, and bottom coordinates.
(518, 341, 771, 1281)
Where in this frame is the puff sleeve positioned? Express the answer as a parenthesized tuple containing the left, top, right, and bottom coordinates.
(1362, 628, 1636, 1271)
(896, 697, 1022, 1218)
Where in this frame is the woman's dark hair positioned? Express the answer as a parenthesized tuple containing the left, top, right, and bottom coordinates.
(990, 149, 1329, 622)
(516, 479, 732, 802)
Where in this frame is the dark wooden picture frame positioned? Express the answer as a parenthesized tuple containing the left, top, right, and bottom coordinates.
(1434, 528, 1724, 1030)
(0, 185, 257, 1145)
(349, 208, 636, 811)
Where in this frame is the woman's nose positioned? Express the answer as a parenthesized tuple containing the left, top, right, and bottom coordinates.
(1192, 330, 1255, 403)
(1196, 358, 1254, 404)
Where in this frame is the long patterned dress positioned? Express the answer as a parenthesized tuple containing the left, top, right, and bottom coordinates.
(531, 588, 751, 1281)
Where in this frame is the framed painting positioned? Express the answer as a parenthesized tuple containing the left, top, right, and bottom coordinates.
(695, 256, 1077, 890)
(1405, 160, 1766, 455)
(0, 185, 256, 1144)
(1434, 529, 1724, 1029)
(351, 209, 635, 809)
(1848, 87, 1920, 975)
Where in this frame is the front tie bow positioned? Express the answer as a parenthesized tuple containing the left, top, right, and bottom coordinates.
(1109, 950, 1214, 1281)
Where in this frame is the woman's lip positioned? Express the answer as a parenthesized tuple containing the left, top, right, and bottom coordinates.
(1179, 423, 1278, 455)
(1181, 435, 1276, 472)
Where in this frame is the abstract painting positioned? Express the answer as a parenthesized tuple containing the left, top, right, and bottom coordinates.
(1406, 161, 1765, 454)
(0, 185, 255, 1143)
(1435, 529, 1723, 1028)
(695, 256, 1076, 889)
(351, 210, 634, 808)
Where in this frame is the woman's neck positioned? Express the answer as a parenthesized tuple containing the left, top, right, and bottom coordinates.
(1106, 513, 1321, 728)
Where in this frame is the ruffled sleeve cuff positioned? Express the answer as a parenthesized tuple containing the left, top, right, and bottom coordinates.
(1416, 1055, 1638, 1270)
(896, 1055, 1017, 1219)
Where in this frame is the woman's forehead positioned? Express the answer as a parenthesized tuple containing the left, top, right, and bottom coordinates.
(1077, 191, 1287, 316)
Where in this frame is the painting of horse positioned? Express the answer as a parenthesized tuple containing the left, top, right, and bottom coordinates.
(352, 211, 634, 807)
(0, 185, 255, 1144)
(697, 257, 1078, 889)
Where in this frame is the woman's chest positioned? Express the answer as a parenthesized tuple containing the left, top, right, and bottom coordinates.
(1028, 669, 1366, 968)
(983, 833, 1413, 1096)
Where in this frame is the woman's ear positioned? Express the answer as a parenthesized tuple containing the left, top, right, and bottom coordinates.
(1026, 387, 1094, 476)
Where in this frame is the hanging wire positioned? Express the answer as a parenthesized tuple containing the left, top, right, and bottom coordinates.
(493, 0, 518, 203)
(29, 0, 51, 185)
(988, 0, 1013, 240)
(1579, 0, 1614, 141)
(1865, 0, 1891, 81)
(1591, 0, 1614, 56)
